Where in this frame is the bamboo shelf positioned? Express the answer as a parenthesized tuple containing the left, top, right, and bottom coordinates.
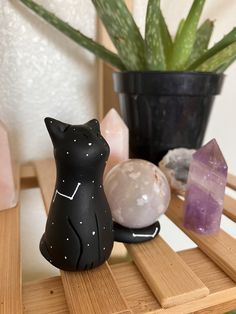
(1, 159, 236, 314)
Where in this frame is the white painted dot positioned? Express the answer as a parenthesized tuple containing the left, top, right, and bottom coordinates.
(64, 256, 67, 260)
(86, 153, 89, 157)
(92, 231, 95, 235)
(52, 222, 54, 225)
(66, 151, 69, 155)
(66, 238, 69, 241)
(103, 226, 106, 230)
(100, 153, 103, 156)
(80, 221, 83, 224)
(87, 243, 90, 247)
(73, 128, 76, 131)
(74, 139, 77, 142)
(62, 180, 65, 183)
(92, 180, 95, 183)
(103, 247, 106, 251)
(88, 143, 92, 146)
(50, 120, 53, 124)
(49, 260, 52, 263)
(91, 196, 94, 199)
(99, 185, 102, 188)
(50, 245, 53, 249)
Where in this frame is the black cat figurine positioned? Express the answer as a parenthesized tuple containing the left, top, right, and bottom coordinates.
(40, 117, 114, 271)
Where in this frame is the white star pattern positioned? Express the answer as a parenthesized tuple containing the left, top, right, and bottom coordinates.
(53, 182, 81, 202)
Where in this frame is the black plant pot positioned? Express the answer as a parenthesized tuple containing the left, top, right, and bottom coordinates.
(113, 71, 224, 164)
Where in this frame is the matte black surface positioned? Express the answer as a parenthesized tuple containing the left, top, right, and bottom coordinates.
(113, 71, 224, 163)
(113, 71, 224, 96)
(40, 117, 114, 271)
(113, 221, 160, 243)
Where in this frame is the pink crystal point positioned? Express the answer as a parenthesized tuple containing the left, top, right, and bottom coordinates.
(101, 109, 129, 175)
(0, 121, 16, 210)
(184, 139, 228, 234)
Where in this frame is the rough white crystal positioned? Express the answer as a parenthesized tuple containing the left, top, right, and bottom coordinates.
(159, 148, 196, 193)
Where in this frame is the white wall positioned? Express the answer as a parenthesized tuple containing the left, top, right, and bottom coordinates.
(133, 0, 236, 174)
(0, 0, 97, 162)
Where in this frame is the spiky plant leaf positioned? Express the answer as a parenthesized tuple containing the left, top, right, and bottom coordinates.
(92, 0, 145, 70)
(174, 18, 185, 43)
(187, 19, 214, 66)
(19, 0, 125, 70)
(188, 27, 236, 70)
(196, 42, 236, 72)
(170, 0, 206, 70)
(145, 0, 166, 70)
(159, 9, 173, 66)
(215, 55, 236, 73)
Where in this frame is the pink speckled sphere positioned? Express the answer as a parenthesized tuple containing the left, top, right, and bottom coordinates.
(104, 159, 171, 228)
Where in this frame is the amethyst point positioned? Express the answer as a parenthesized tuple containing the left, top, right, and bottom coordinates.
(184, 139, 227, 234)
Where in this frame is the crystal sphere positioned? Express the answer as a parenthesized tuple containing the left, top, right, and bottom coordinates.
(104, 159, 171, 228)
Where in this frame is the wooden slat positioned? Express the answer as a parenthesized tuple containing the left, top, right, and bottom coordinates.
(33, 160, 55, 210)
(166, 194, 236, 283)
(100, 63, 120, 118)
(0, 165, 22, 313)
(113, 249, 236, 314)
(23, 276, 68, 314)
(224, 194, 236, 222)
(23, 248, 236, 314)
(34, 159, 131, 314)
(227, 173, 236, 191)
(20, 163, 38, 189)
(126, 237, 209, 308)
(113, 262, 160, 314)
(62, 263, 131, 314)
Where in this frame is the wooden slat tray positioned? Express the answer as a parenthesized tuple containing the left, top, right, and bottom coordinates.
(1, 159, 236, 314)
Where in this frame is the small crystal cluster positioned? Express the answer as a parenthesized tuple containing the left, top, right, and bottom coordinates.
(184, 139, 228, 234)
(159, 148, 195, 193)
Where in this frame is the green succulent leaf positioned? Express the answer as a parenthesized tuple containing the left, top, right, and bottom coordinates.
(159, 9, 173, 67)
(170, 0, 206, 70)
(188, 27, 236, 70)
(215, 55, 236, 73)
(187, 19, 214, 66)
(174, 18, 185, 43)
(92, 0, 145, 70)
(19, 0, 126, 70)
(145, 0, 166, 70)
(196, 42, 236, 72)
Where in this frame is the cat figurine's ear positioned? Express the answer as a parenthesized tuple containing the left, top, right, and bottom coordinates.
(86, 119, 100, 133)
(45, 117, 70, 143)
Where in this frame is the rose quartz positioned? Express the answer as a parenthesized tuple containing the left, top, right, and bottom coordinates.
(101, 109, 129, 175)
(0, 121, 16, 210)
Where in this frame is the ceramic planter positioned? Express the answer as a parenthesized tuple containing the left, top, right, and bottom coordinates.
(113, 71, 224, 163)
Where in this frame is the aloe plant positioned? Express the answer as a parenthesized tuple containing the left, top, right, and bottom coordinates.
(19, 0, 236, 73)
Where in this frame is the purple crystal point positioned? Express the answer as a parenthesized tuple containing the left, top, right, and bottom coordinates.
(184, 139, 228, 234)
